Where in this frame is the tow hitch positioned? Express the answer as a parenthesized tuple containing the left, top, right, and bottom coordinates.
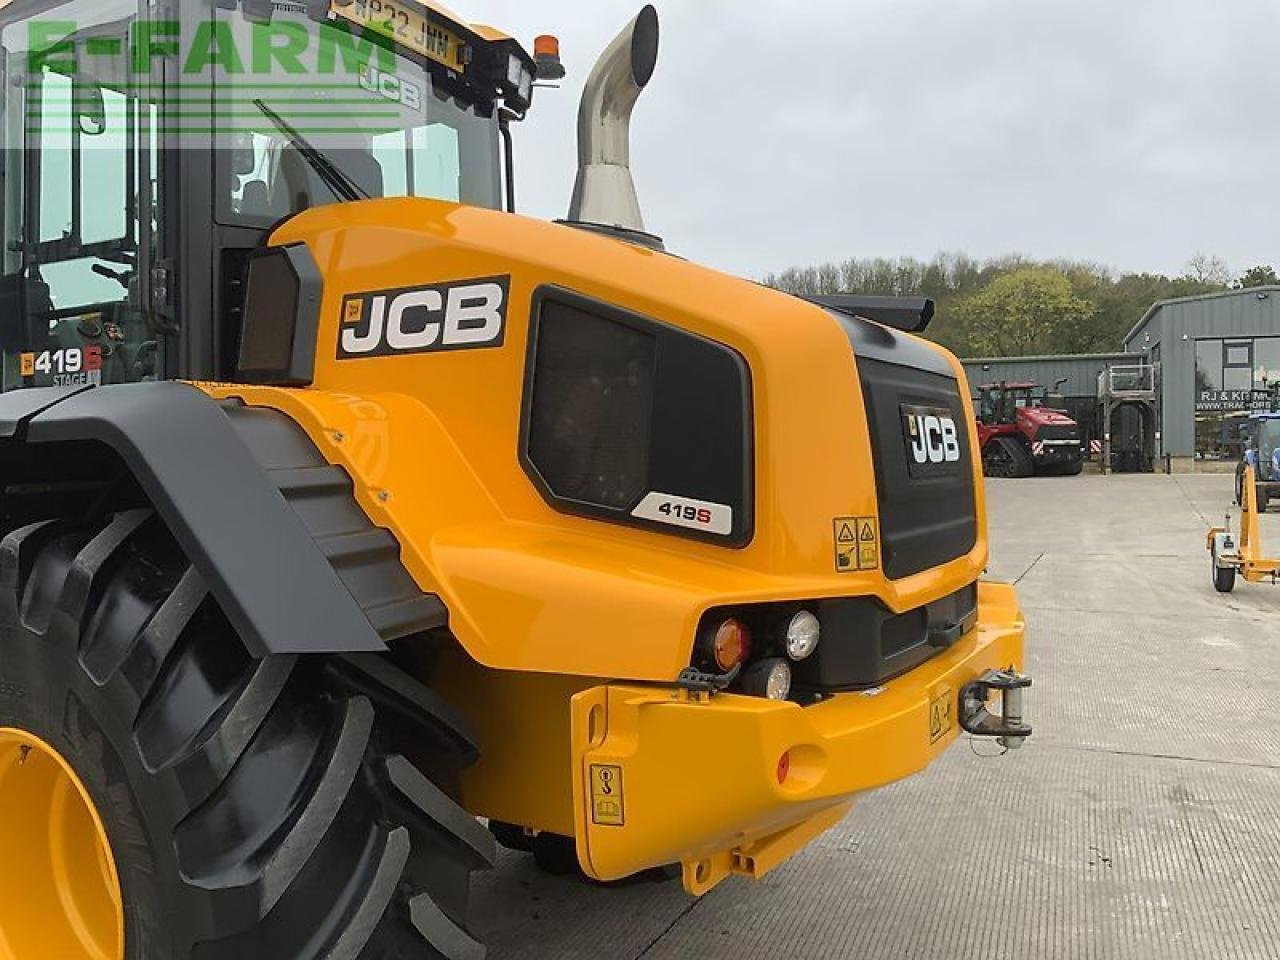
(959, 669, 1032, 749)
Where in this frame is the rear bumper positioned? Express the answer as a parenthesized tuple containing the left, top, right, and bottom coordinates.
(569, 581, 1027, 894)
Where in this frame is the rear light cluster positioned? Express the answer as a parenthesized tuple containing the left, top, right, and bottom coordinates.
(694, 606, 823, 702)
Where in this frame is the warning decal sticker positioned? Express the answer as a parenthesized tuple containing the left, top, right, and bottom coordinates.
(929, 686, 954, 744)
(589, 764, 625, 827)
(833, 516, 879, 573)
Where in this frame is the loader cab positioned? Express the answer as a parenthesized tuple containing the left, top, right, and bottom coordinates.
(0, 0, 537, 392)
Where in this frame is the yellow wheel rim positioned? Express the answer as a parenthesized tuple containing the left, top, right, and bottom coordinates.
(0, 728, 125, 960)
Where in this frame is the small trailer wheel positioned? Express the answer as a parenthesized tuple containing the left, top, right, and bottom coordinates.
(1211, 542, 1237, 593)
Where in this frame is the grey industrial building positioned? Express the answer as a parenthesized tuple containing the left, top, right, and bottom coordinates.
(1123, 285, 1280, 461)
(960, 285, 1280, 466)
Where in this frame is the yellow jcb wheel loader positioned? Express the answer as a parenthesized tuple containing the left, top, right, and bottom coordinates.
(0, 2, 1031, 958)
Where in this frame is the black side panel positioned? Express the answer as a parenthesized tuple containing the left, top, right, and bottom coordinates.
(12, 382, 439, 655)
(216, 400, 447, 642)
(521, 286, 755, 547)
(856, 357, 978, 580)
(235, 244, 322, 387)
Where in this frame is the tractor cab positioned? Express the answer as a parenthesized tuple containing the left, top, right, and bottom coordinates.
(0, 0, 544, 393)
(979, 381, 1047, 424)
(1238, 412, 1280, 510)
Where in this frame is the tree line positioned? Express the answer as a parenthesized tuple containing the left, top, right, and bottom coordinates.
(763, 253, 1279, 357)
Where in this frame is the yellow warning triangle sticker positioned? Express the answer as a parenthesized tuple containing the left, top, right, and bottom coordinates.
(837, 523, 857, 543)
(859, 522, 875, 542)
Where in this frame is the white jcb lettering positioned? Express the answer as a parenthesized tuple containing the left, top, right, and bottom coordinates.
(387, 290, 443, 351)
(444, 283, 505, 345)
(908, 413, 961, 465)
(941, 419, 960, 461)
(924, 415, 944, 463)
(337, 276, 510, 359)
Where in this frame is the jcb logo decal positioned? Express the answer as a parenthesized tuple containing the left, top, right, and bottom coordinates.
(903, 404, 961, 472)
(337, 276, 510, 359)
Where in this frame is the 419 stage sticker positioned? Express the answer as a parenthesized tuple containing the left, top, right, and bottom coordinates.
(19, 346, 103, 387)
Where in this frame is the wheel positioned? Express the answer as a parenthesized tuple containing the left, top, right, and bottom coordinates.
(982, 436, 1034, 479)
(1211, 541, 1237, 593)
(0, 510, 494, 959)
(1235, 465, 1245, 506)
(1258, 488, 1270, 514)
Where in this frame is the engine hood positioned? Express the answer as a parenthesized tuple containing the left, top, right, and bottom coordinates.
(256, 198, 989, 680)
(1018, 406, 1077, 431)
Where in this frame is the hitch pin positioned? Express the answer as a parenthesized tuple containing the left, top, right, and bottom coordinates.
(1000, 685, 1024, 751)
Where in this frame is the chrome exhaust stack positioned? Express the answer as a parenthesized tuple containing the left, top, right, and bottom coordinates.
(567, 5, 659, 232)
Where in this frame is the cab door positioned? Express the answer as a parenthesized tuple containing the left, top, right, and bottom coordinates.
(0, 0, 159, 392)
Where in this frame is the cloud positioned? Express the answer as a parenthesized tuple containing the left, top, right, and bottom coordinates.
(470, 0, 1280, 281)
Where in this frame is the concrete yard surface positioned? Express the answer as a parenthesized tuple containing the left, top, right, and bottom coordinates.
(473, 473, 1280, 959)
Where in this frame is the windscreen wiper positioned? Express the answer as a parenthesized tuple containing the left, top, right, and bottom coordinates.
(253, 99, 370, 204)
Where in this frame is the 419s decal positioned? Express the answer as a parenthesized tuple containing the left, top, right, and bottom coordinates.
(631, 492, 733, 536)
(338, 276, 510, 359)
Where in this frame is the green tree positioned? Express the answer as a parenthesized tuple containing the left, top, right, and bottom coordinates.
(1234, 264, 1279, 289)
(761, 250, 1240, 356)
(956, 268, 1095, 357)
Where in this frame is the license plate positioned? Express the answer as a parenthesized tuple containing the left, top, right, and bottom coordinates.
(928, 686, 954, 744)
(334, 0, 466, 72)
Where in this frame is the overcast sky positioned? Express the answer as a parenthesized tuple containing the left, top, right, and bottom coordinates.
(468, 0, 1278, 283)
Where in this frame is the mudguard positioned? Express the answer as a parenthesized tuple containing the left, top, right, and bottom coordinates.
(0, 382, 445, 656)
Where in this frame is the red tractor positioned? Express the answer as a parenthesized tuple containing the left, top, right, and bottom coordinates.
(976, 381, 1084, 478)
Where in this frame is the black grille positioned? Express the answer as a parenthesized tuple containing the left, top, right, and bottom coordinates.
(830, 311, 978, 579)
(526, 299, 657, 510)
(1035, 424, 1079, 442)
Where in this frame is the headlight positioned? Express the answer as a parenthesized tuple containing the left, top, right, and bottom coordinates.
(504, 52, 534, 108)
(741, 658, 791, 701)
(784, 610, 821, 661)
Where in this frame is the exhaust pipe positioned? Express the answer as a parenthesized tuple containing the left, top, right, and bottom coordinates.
(568, 5, 659, 232)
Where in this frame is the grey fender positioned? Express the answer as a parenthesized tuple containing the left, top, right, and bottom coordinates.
(0, 382, 445, 656)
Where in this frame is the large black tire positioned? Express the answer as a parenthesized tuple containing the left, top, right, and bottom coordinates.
(982, 435, 1035, 479)
(0, 510, 494, 959)
(1258, 488, 1270, 514)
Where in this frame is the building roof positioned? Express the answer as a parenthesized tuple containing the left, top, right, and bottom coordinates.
(961, 352, 1132, 364)
(1123, 285, 1280, 348)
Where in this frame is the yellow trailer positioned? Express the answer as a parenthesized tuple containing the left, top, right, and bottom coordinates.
(1208, 465, 1280, 592)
